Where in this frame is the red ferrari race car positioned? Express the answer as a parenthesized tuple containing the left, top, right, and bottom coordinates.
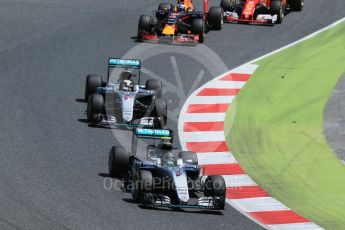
(220, 0, 303, 25)
(137, 0, 223, 45)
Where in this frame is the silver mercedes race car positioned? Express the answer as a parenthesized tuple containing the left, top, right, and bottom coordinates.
(108, 128, 226, 210)
(84, 58, 167, 128)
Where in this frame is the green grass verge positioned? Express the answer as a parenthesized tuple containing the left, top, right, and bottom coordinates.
(225, 21, 345, 229)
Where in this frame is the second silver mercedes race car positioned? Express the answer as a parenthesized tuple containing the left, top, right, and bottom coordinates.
(84, 58, 167, 128)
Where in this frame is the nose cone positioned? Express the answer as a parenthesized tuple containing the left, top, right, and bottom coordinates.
(242, 1, 255, 19)
(162, 25, 176, 35)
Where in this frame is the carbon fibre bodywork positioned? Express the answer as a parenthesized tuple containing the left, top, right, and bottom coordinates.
(112, 128, 226, 210)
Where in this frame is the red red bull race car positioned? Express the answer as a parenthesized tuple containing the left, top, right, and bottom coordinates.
(220, 0, 303, 25)
(137, 0, 223, 45)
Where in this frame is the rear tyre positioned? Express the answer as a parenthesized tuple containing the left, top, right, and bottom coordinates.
(108, 146, 130, 179)
(87, 94, 104, 125)
(208, 7, 223, 30)
(178, 151, 198, 165)
(156, 3, 173, 20)
(204, 175, 226, 210)
(220, 0, 235, 11)
(85, 75, 102, 101)
(270, 0, 284, 24)
(288, 0, 303, 11)
(158, 3, 173, 11)
(191, 18, 205, 43)
(145, 79, 162, 98)
(152, 98, 167, 128)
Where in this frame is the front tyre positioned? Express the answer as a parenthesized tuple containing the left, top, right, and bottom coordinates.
(138, 15, 152, 39)
(204, 175, 226, 210)
(87, 94, 104, 125)
(108, 146, 130, 179)
(132, 170, 153, 203)
(151, 98, 167, 128)
(191, 18, 205, 43)
(271, 0, 284, 24)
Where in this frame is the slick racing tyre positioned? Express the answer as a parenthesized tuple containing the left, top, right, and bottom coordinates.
(138, 15, 152, 38)
(288, 0, 303, 11)
(191, 18, 205, 43)
(158, 2, 173, 12)
(220, 0, 235, 11)
(204, 175, 226, 210)
(132, 170, 153, 203)
(152, 98, 167, 128)
(85, 74, 102, 101)
(270, 0, 284, 24)
(87, 94, 104, 125)
(208, 7, 224, 30)
(145, 79, 162, 98)
(178, 151, 198, 165)
(156, 3, 173, 20)
(108, 146, 130, 179)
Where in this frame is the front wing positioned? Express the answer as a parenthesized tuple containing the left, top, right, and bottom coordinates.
(224, 12, 277, 25)
(138, 32, 199, 45)
(97, 115, 157, 128)
(142, 193, 224, 210)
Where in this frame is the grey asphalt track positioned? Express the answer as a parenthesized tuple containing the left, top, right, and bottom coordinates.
(0, 0, 344, 229)
(325, 74, 345, 164)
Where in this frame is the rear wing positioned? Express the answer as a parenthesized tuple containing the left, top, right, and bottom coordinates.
(135, 128, 173, 139)
(108, 58, 141, 69)
(131, 128, 174, 156)
(107, 58, 141, 83)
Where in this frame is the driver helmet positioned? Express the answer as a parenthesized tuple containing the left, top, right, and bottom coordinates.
(177, 3, 185, 11)
(120, 79, 134, 91)
(120, 70, 132, 81)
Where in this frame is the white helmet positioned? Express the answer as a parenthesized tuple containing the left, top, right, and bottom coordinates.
(121, 79, 134, 91)
(177, 3, 185, 11)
